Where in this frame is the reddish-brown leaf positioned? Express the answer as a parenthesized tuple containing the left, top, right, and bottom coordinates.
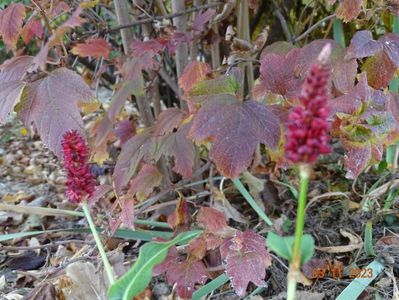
(114, 118, 136, 145)
(189, 100, 280, 178)
(336, 0, 362, 22)
(0, 56, 33, 122)
(18, 68, 94, 157)
(113, 128, 155, 195)
(179, 61, 211, 93)
(0, 3, 25, 48)
(121, 196, 135, 229)
(154, 247, 209, 299)
(197, 207, 227, 232)
(154, 108, 187, 137)
(220, 230, 271, 296)
(362, 51, 396, 89)
(21, 18, 43, 44)
(167, 196, 192, 232)
(345, 31, 383, 60)
(128, 164, 162, 202)
(71, 38, 111, 59)
(187, 236, 207, 259)
(156, 123, 196, 178)
(380, 33, 399, 68)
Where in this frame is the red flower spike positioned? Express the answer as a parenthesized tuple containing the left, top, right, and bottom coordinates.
(285, 44, 332, 164)
(61, 130, 96, 203)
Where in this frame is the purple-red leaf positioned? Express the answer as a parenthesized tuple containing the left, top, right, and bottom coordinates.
(193, 9, 216, 32)
(362, 51, 396, 89)
(189, 100, 280, 178)
(18, 68, 94, 157)
(0, 3, 26, 48)
(380, 33, 399, 68)
(154, 108, 187, 137)
(156, 123, 195, 178)
(128, 164, 162, 202)
(21, 18, 43, 44)
(114, 118, 136, 145)
(345, 31, 383, 60)
(220, 230, 272, 296)
(197, 207, 227, 232)
(0, 56, 33, 123)
(179, 61, 211, 93)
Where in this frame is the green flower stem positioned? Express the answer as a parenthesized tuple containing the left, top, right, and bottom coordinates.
(287, 164, 310, 300)
(82, 200, 115, 285)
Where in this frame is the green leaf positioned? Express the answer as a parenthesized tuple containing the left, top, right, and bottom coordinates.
(266, 232, 314, 264)
(336, 259, 385, 300)
(364, 221, 376, 257)
(108, 230, 201, 300)
(192, 273, 229, 300)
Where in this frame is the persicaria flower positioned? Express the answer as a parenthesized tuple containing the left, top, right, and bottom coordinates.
(61, 130, 96, 203)
(285, 44, 331, 164)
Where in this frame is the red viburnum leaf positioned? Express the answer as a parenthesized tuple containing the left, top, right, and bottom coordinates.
(189, 100, 280, 178)
(0, 56, 33, 122)
(0, 3, 25, 48)
(187, 236, 207, 259)
(156, 123, 195, 178)
(345, 31, 383, 60)
(179, 61, 211, 93)
(362, 51, 396, 89)
(336, 0, 362, 22)
(220, 230, 271, 296)
(380, 33, 399, 68)
(71, 38, 111, 59)
(255, 48, 302, 99)
(167, 196, 192, 232)
(128, 164, 162, 202)
(18, 68, 94, 157)
(21, 18, 43, 44)
(120, 196, 135, 229)
(197, 207, 227, 232)
(154, 247, 209, 299)
(113, 128, 155, 195)
(114, 118, 136, 145)
(193, 9, 215, 32)
(154, 108, 187, 137)
(130, 38, 167, 57)
(49, 1, 70, 17)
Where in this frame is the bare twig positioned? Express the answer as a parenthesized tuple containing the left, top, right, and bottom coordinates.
(108, 2, 223, 32)
(273, 4, 293, 42)
(294, 14, 336, 43)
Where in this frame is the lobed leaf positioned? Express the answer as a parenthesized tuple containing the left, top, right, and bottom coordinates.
(128, 164, 163, 202)
(21, 18, 43, 44)
(220, 230, 272, 296)
(18, 68, 94, 157)
(345, 31, 383, 60)
(179, 61, 211, 93)
(189, 100, 280, 178)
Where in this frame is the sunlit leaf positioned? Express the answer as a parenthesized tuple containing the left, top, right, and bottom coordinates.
(71, 38, 111, 59)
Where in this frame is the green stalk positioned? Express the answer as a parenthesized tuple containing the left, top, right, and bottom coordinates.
(286, 164, 310, 300)
(82, 200, 115, 285)
(232, 178, 273, 226)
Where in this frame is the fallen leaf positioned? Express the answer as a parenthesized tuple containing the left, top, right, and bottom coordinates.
(6, 251, 46, 270)
(315, 228, 363, 253)
(24, 282, 56, 300)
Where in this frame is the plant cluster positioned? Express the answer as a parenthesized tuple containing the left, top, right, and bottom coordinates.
(0, 0, 398, 298)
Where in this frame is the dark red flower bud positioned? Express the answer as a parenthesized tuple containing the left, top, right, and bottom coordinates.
(61, 130, 96, 203)
(285, 44, 331, 164)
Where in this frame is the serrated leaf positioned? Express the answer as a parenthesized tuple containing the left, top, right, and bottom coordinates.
(154, 108, 187, 137)
(154, 247, 209, 298)
(220, 230, 272, 296)
(71, 38, 111, 59)
(336, 0, 362, 22)
(189, 100, 280, 178)
(186, 76, 239, 102)
(345, 31, 383, 60)
(107, 230, 201, 300)
(128, 164, 162, 202)
(18, 68, 94, 157)
(0, 3, 25, 48)
(0, 56, 33, 122)
(179, 61, 211, 93)
(21, 18, 43, 44)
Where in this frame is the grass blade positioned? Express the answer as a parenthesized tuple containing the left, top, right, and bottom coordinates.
(364, 220, 376, 257)
(232, 178, 273, 226)
(336, 259, 385, 300)
(192, 273, 229, 300)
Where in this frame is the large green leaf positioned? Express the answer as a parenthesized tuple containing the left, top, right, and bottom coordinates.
(108, 230, 201, 300)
